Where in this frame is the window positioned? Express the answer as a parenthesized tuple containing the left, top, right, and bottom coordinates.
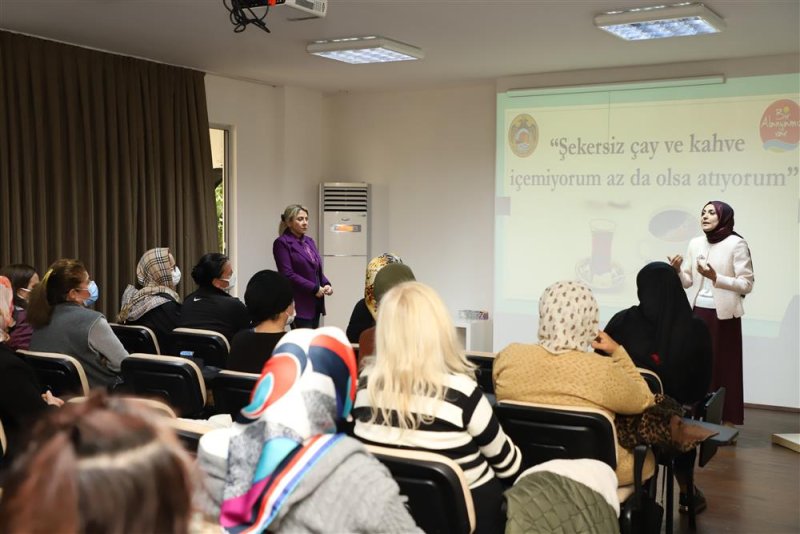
(210, 127, 229, 254)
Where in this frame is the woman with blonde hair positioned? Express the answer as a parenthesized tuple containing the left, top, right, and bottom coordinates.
(353, 281, 521, 533)
(273, 204, 332, 328)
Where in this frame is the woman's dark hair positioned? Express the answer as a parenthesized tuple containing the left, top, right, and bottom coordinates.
(245, 270, 294, 323)
(0, 263, 38, 309)
(27, 259, 88, 328)
(190, 252, 229, 287)
(0, 392, 195, 534)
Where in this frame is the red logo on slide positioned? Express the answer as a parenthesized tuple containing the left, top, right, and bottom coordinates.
(759, 99, 799, 152)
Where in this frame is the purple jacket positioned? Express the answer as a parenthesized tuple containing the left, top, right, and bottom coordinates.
(273, 230, 331, 320)
(6, 307, 33, 351)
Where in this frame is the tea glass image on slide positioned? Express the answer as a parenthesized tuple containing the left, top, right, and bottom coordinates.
(576, 219, 624, 291)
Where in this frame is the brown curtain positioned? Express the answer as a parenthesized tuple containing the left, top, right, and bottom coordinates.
(0, 31, 217, 319)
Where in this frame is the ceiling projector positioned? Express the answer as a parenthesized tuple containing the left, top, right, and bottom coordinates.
(237, 0, 326, 18)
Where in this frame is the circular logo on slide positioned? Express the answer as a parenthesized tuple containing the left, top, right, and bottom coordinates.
(759, 99, 799, 152)
(508, 113, 538, 157)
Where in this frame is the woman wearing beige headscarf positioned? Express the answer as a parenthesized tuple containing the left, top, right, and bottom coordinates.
(118, 247, 182, 350)
(493, 280, 655, 486)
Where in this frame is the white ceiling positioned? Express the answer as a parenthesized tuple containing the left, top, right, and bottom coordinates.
(1, 0, 798, 93)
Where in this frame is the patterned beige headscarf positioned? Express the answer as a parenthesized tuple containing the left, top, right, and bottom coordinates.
(364, 253, 403, 318)
(538, 280, 599, 354)
(118, 248, 180, 322)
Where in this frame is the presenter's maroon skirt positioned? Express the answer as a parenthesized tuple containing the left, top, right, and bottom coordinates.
(693, 307, 744, 424)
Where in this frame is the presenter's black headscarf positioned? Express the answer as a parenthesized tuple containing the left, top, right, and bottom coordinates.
(703, 200, 742, 244)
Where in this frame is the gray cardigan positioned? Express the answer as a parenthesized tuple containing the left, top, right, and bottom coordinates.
(30, 303, 128, 389)
(197, 431, 421, 533)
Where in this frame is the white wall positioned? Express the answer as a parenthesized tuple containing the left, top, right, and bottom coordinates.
(205, 75, 324, 300)
(324, 84, 497, 321)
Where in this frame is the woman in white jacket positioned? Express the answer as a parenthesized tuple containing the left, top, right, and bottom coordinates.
(669, 201, 754, 425)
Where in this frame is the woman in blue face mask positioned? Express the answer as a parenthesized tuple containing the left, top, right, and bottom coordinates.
(27, 259, 129, 389)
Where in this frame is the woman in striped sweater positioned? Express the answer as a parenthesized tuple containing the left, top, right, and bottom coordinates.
(353, 282, 521, 533)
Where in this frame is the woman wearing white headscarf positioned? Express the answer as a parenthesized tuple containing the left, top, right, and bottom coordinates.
(118, 247, 182, 350)
(493, 280, 655, 486)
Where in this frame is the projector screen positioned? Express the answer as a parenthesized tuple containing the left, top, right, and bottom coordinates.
(494, 74, 799, 407)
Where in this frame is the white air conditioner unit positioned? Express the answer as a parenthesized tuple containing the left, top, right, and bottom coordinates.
(319, 182, 370, 329)
(276, 0, 326, 18)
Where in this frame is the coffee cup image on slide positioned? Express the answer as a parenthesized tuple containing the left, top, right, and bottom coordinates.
(576, 219, 624, 292)
(638, 208, 696, 262)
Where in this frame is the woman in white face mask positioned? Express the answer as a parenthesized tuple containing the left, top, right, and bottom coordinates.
(179, 253, 251, 345)
(227, 270, 295, 374)
(118, 248, 183, 352)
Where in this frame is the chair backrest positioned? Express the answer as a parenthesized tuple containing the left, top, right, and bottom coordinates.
(465, 351, 495, 395)
(701, 387, 726, 425)
(120, 353, 206, 417)
(170, 327, 229, 368)
(365, 444, 476, 534)
(638, 368, 664, 395)
(495, 401, 618, 471)
(17, 350, 90, 398)
(110, 323, 161, 354)
(211, 370, 259, 415)
(165, 418, 217, 453)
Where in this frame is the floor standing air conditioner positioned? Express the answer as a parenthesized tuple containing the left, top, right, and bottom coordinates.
(319, 182, 370, 330)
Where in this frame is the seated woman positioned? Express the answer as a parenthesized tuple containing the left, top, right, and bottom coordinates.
(353, 282, 521, 534)
(0, 277, 63, 465)
(28, 259, 129, 389)
(227, 270, 294, 374)
(604, 261, 713, 512)
(346, 253, 403, 343)
(0, 392, 195, 533)
(493, 280, 655, 486)
(197, 327, 419, 533)
(605, 262, 712, 407)
(118, 247, 182, 351)
(179, 252, 250, 344)
(0, 263, 40, 351)
(357, 262, 416, 362)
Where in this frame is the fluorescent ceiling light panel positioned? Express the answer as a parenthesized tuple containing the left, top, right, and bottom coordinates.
(307, 36, 424, 64)
(595, 2, 725, 41)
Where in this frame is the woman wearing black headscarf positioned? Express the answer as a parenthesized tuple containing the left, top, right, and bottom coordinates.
(605, 262, 712, 406)
(605, 262, 715, 514)
(668, 201, 754, 425)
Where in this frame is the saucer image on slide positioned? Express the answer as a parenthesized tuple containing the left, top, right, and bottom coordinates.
(576, 219, 624, 292)
(640, 208, 695, 261)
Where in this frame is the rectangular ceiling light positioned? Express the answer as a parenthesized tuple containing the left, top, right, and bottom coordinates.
(307, 36, 424, 64)
(595, 2, 725, 41)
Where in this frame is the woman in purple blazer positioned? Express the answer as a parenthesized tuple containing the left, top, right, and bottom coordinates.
(273, 204, 332, 328)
